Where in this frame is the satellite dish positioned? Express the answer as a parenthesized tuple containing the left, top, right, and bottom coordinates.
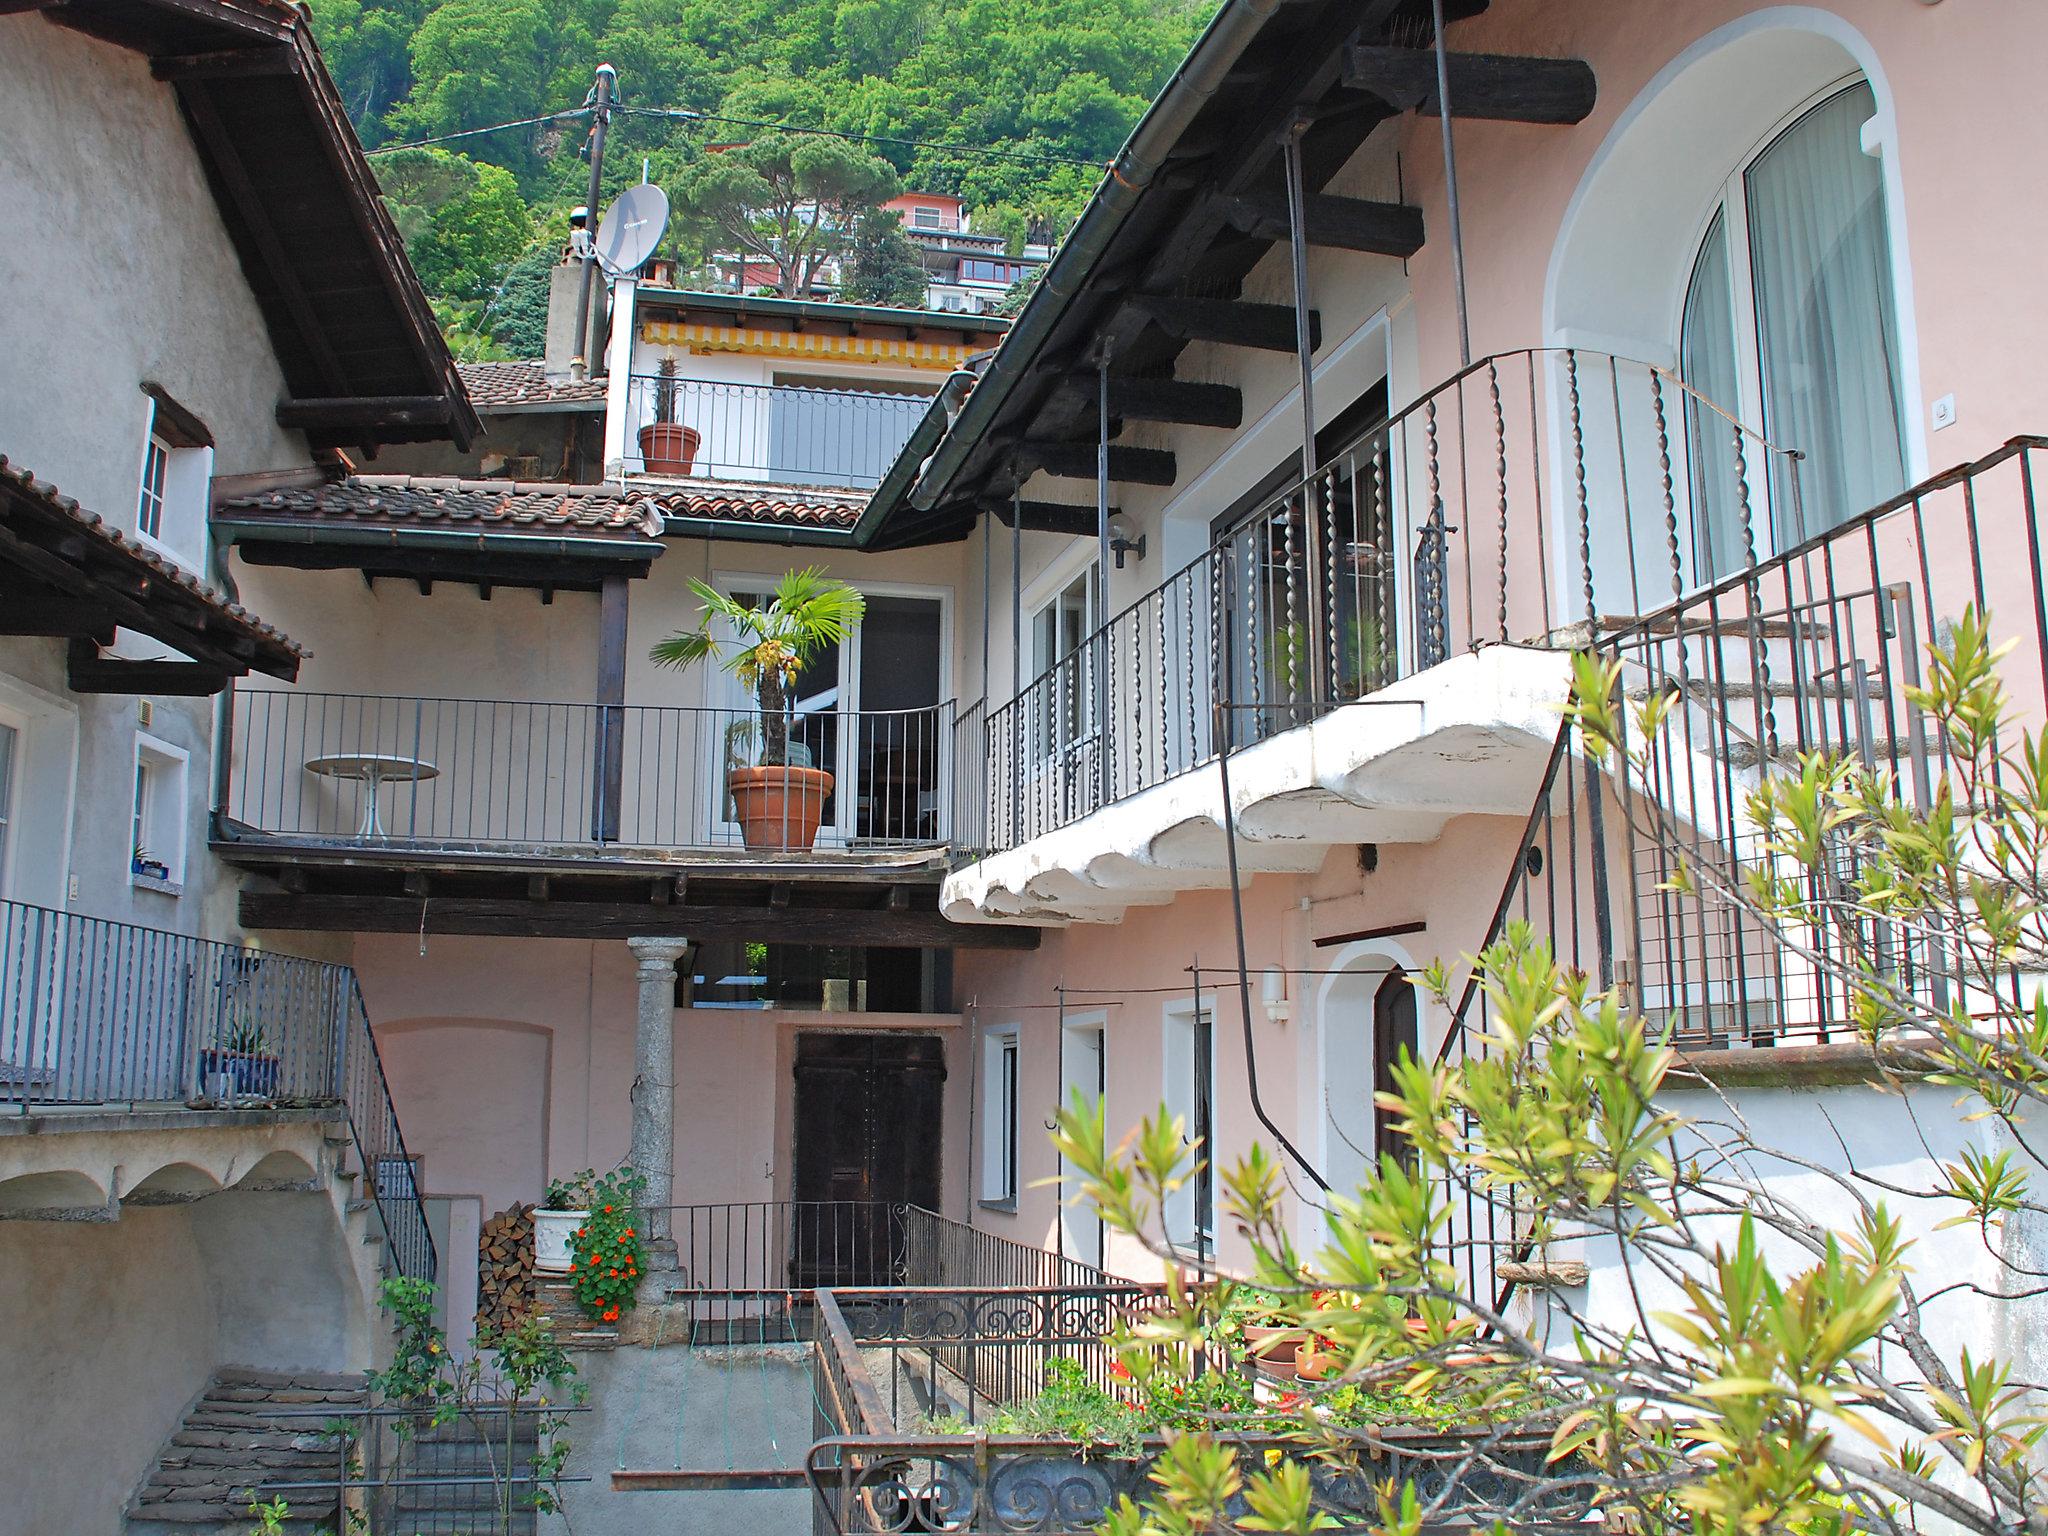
(594, 184, 669, 276)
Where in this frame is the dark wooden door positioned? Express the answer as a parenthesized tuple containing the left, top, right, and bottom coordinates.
(791, 1032, 945, 1286)
(1371, 969, 1419, 1168)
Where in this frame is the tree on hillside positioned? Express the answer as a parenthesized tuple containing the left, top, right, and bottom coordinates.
(1057, 622, 2048, 1536)
(670, 133, 899, 299)
(840, 208, 927, 308)
(375, 147, 535, 303)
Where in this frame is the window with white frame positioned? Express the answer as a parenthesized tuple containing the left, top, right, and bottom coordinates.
(1679, 79, 1905, 576)
(134, 386, 214, 566)
(1162, 999, 1215, 1253)
(131, 733, 189, 887)
(979, 1025, 1020, 1206)
(1028, 564, 1099, 758)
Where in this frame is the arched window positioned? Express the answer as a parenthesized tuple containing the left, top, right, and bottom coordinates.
(1680, 81, 1907, 575)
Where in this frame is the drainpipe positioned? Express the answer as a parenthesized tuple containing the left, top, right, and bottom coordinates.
(1282, 115, 1327, 704)
(1430, 0, 1472, 367)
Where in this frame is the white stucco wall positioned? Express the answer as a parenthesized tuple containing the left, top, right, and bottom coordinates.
(0, 16, 315, 940)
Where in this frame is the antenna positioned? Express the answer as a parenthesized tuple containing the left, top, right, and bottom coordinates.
(594, 184, 669, 277)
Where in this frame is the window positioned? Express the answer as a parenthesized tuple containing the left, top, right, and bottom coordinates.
(1679, 81, 1905, 573)
(131, 732, 189, 889)
(137, 433, 169, 541)
(979, 1025, 1020, 1206)
(133, 386, 214, 565)
(1029, 565, 1099, 756)
(912, 206, 943, 230)
(1163, 1000, 1215, 1252)
(960, 259, 1019, 284)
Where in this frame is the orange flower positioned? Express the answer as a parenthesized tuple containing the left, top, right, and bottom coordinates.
(603, 1205, 613, 1214)
(622, 1228, 634, 1239)
(1109, 1361, 1133, 1382)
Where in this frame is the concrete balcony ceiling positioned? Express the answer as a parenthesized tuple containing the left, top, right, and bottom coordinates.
(945, 646, 1575, 924)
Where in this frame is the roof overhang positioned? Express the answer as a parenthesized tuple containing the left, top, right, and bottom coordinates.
(0, 456, 302, 692)
(21, 0, 479, 456)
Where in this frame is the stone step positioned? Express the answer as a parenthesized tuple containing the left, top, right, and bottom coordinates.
(344, 1198, 373, 1215)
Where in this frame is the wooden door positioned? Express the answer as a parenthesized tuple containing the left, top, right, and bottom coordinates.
(1371, 969, 1419, 1168)
(791, 1032, 945, 1286)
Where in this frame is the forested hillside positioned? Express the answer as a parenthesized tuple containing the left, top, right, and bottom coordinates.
(306, 0, 1212, 355)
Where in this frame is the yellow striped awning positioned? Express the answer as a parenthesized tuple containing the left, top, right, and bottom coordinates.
(640, 320, 975, 371)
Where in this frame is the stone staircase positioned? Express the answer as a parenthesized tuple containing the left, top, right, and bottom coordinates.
(387, 1411, 547, 1536)
(126, 1367, 368, 1534)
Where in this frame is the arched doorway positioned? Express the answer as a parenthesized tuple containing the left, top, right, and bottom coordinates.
(1313, 944, 1426, 1200)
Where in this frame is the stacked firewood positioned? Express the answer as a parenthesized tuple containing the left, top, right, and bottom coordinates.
(475, 1202, 535, 1337)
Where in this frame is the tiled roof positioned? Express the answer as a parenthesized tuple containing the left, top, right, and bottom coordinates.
(218, 475, 666, 542)
(638, 478, 866, 530)
(455, 361, 608, 410)
(0, 455, 303, 660)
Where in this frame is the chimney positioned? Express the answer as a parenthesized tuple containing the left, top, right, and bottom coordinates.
(544, 258, 587, 384)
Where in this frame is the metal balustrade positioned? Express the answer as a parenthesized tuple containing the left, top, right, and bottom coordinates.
(226, 692, 954, 855)
(622, 374, 930, 488)
(1433, 436, 2048, 1319)
(970, 348, 1804, 854)
(0, 897, 436, 1279)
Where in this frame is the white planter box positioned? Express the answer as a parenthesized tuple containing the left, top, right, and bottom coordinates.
(533, 1208, 588, 1274)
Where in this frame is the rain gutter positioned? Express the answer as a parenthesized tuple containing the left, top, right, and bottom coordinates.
(211, 520, 665, 563)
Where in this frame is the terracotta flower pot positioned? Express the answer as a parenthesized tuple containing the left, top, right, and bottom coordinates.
(638, 422, 700, 476)
(1294, 1340, 1339, 1382)
(728, 764, 834, 850)
(1242, 1325, 1298, 1379)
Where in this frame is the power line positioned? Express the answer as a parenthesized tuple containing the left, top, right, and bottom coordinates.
(366, 108, 592, 156)
(620, 104, 1104, 169)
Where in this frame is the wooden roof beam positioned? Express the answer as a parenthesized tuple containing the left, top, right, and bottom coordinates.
(1126, 295, 1320, 354)
(990, 500, 1112, 537)
(67, 640, 230, 697)
(1021, 441, 1178, 487)
(1342, 45, 1596, 124)
(1062, 374, 1243, 428)
(1215, 190, 1423, 257)
(276, 395, 457, 433)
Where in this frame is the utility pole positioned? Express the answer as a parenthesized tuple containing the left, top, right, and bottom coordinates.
(570, 63, 617, 383)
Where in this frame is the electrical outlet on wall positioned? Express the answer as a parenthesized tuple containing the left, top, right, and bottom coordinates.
(1932, 394, 1957, 431)
(67, 874, 79, 903)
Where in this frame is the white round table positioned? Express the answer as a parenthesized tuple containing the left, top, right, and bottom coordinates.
(305, 752, 440, 839)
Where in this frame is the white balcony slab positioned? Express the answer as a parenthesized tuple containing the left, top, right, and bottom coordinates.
(944, 646, 1575, 924)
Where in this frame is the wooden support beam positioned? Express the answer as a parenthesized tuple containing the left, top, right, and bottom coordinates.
(152, 46, 298, 81)
(989, 500, 1114, 536)
(238, 893, 1043, 949)
(1215, 190, 1423, 257)
(1341, 45, 1597, 124)
(527, 874, 550, 901)
(177, 86, 354, 400)
(769, 882, 792, 909)
(648, 877, 672, 905)
(1066, 374, 1243, 428)
(275, 396, 456, 433)
(402, 871, 430, 897)
(1022, 440, 1177, 487)
(0, 594, 115, 642)
(1124, 295, 1319, 353)
(66, 640, 229, 697)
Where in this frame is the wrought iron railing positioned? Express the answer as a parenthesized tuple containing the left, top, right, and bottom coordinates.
(622, 374, 930, 489)
(968, 349, 1803, 853)
(804, 1283, 1583, 1535)
(1432, 435, 2048, 1318)
(226, 692, 954, 854)
(0, 897, 436, 1280)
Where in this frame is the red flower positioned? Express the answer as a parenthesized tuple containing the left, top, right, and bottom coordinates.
(1109, 1361, 1133, 1381)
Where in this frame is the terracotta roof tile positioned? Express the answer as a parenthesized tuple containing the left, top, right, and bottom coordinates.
(0, 455, 304, 659)
(637, 478, 865, 530)
(455, 361, 607, 409)
(217, 475, 665, 541)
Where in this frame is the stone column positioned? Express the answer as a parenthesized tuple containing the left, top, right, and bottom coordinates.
(626, 937, 689, 1266)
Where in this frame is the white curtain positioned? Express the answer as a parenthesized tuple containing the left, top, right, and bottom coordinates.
(1681, 208, 1749, 580)
(1745, 82, 1906, 541)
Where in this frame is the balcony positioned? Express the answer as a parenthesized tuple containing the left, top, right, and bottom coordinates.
(949, 349, 1803, 923)
(223, 692, 959, 861)
(0, 896, 434, 1278)
(621, 374, 931, 490)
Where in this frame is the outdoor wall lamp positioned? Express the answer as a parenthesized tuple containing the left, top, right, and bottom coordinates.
(1108, 513, 1147, 569)
(1261, 967, 1290, 1025)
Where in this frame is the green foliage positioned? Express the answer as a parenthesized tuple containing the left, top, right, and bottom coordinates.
(1057, 618, 2048, 1536)
(376, 147, 535, 303)
(672, 132, 899, 297)
(542, 1167, 598, 1209)
(567, 1165, 647, 1323)
(840, 208, 928, 308)
(486, 240, 563, 356)
(315, 0, 1208, 347)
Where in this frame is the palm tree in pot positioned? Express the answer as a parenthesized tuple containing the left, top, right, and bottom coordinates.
(652, 569, 865, 849)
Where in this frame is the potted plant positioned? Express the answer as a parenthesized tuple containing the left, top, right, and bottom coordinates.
(650, 568, 866, 851)
(132, 842, 170, 881)
(200, 1019, 280, 1099)
(565, 1166, 648, 1324)
(636, 357, 700, 476)
(534, 1169, 595, 1275)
